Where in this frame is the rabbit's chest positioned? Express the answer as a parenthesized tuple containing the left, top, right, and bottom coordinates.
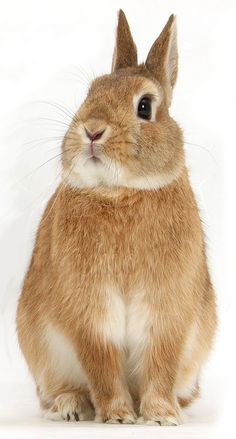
(68, 211, 158, 283)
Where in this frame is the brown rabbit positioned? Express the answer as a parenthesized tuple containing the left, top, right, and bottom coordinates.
(17, 10, 217, 425)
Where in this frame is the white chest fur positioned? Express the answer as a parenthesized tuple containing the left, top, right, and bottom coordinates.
(99, 286, 151, 375)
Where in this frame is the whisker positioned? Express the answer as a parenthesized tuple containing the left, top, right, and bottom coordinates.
(75, 64, 93, 83)
(32, 117, 70, 129)
(35, 100, 75, 122)
(40, 164, 78, 226)
(11, 149, 73, 191)
(65, 70, 91, 88)
(184, 141, 219, 167)
(18, 136, 64, 156)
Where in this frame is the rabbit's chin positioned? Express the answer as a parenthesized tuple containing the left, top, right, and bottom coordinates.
(64, 155, 126, 189)
(63, 156, 183, 192)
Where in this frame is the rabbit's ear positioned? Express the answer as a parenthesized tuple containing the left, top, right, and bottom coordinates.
(112, 10, 137, 72)
(145, 15, 178, 106)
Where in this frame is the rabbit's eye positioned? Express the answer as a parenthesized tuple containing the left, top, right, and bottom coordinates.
(137, 97, 152, 120)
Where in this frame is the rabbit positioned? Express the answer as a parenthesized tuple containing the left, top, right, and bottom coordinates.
(16, 10, 217, 426)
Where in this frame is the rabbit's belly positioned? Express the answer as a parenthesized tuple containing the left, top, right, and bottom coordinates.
(101, 286, 150, 377)
(41, 288, 150, 393)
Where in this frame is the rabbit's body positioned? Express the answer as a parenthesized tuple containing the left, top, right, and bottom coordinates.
(17, 11, 217, 425)
(17, 171, 216, 423)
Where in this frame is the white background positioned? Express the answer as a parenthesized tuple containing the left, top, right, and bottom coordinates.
(0, 0, 235, 438)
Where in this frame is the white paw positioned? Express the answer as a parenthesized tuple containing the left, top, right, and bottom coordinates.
(43, 411, 63, 421)
(105, 414, 136, 424)
(43, 409, 80, 422)
(95, 412, 136, 424)
(137, 415, 180, 426)
(43, 392, 94, 422)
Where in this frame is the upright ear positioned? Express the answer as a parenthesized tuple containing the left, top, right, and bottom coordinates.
(145, 15, 178, 106)
(112, 10, 137, 72)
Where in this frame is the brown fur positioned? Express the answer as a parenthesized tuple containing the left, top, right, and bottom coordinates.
(17, 10, 217, 425)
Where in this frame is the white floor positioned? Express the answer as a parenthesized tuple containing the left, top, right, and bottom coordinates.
(0, 381, 221, 439)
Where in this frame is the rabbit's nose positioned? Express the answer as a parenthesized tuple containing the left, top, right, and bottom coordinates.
(85, 128, 105, 142)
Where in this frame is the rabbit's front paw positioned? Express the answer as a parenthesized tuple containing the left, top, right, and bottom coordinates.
(139, 396, 182, 426)
(95, 398, 136, 424)
(44, 391, 94, 422)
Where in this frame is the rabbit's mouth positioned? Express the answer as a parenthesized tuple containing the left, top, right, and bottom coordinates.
(85, 152, 103, 166)
(87, 155, 101, 164)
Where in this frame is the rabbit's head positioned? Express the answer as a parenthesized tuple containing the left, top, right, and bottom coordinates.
(62, 11, 184, 191)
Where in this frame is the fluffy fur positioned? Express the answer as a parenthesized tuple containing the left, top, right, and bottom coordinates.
(17, 10, 217, 426)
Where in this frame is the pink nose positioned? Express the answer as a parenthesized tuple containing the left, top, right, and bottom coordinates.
(85, 128, 105, 142)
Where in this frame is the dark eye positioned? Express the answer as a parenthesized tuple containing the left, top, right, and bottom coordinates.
(137, 97, 152, 120)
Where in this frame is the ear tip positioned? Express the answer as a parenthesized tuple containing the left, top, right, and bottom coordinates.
(113, 9, 137, 72)
(117, 9, 133, 38)
(118, 9, 126, 21)
(169, 14, 177, 26)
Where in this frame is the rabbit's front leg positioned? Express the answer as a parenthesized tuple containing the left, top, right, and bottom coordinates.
(75, 333, 136, 424)
(139, 316, 184, 426)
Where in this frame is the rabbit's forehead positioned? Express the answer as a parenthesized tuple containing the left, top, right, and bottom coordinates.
(88, 75, 161, 102)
